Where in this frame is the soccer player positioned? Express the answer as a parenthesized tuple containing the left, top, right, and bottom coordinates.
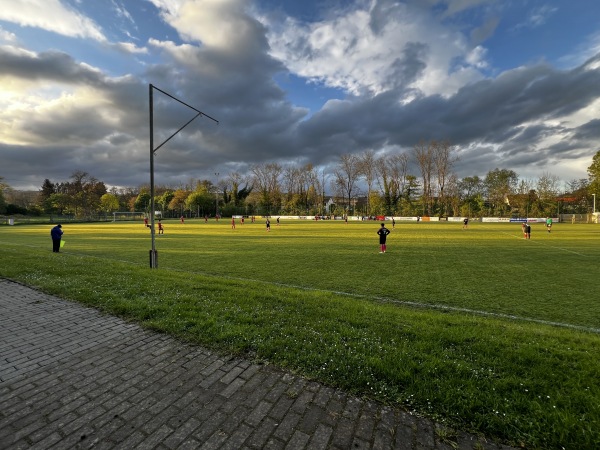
(144, 217, 149, 227)
(546, 217, 552, 233)
(231, 217, 236, 229)
(266, 218, 271, 232)
(180, 215, 185, 224)
(463, 217, 469, 229)
(377, 223, 391, 253)
(158, 220, 164, 234)
(525, 223, 531, 240)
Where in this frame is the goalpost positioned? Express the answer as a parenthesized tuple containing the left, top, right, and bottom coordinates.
(112, 211, 146, 222)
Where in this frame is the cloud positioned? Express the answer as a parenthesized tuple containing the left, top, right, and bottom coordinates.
(263, 1, 487, 98)
(1, 0, 599, 191)
(439, 0, 495, 18)
(470, 16, 500, 45)
(0, 26, 18, 44)
(512, 5, 558, 32)
(112, 41, 149, 55)
(0, 0, 106, 42)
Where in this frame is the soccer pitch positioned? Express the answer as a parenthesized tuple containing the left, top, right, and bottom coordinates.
(1, 220, 599, 448)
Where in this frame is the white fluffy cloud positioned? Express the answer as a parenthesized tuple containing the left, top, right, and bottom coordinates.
(0, 0, 106, 42)
(263, 1, 486, 97)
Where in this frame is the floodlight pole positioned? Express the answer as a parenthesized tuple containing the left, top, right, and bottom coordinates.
(214, 172, 219, 217)
(149, 83, 218, 268)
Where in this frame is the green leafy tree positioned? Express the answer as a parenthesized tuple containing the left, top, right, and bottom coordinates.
(185, 190, 213, 217)
(100, 193, 120, 214)
(48, 193, 70, 215)
(587, 150, 600, 206)
(38, 179, 55, 213)
(134, 192, 151, 212)
(459, 176, 484, 217)
(166, 190, 185, 216)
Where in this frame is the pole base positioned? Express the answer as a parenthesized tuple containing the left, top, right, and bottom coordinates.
(149, 250, 158, 268)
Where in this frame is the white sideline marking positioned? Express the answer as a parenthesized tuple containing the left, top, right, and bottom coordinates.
(196, 272, 600, 335)
(3, 241, 600, 334)
(498, 230, 591, 257)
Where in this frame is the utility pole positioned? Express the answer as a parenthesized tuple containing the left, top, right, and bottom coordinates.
(149, 84, 218, 268)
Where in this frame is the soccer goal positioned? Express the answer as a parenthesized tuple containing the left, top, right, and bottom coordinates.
(112, 211, 146, 222)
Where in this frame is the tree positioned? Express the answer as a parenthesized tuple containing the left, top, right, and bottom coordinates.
(458, 176, 485, 217)
(484, 168, 518, 216)
(251, 163, 282, 214)
(445, 174, 461, 216)
(134, 192, 151, 212)
(587, 150, 600, 203)
(376, 153, 410, 215)
(62, 171, 106, 217)
(48, 193, 70, 215)
(165, 190, 184, 215)
(226, 172, 251, 207)
(510, 179, 535, 217)
(358, 150, 376, 215)
(432, 140, 458, 217)
(100, 193, 120, 214)
(565, 179, 590, 214)
(414, 140, 434, 216)
(0, 177, 7, 214)
(333, 154, 361, 215)
(536, 172, 560, 216)
(185, 190, 213, 217)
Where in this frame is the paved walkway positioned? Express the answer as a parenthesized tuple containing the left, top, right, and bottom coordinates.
(0, 278, 515, 450)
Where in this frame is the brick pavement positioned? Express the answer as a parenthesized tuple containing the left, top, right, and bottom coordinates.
(0, 278, 515, 449)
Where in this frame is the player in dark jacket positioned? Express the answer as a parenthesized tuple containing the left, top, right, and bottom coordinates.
(50, 224, 63, 252)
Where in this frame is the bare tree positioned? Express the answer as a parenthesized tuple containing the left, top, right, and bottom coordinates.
(333, 154, 361, 215)
(303, 164, 321, 213)
(536, 172, 560, 202)
(432, 140, 458, 216)
(358, 150, 376, 215)
(414, 140, 434, 215)
(251, 163, 282, 214)
(376, 152, 409, 214)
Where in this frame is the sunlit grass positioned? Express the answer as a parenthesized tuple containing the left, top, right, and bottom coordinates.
(1, 219, 599, 448)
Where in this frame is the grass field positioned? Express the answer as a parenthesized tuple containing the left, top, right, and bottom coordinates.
(1, 219, 599, 448)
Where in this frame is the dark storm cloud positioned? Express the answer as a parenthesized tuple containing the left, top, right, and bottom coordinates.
(0, 47, 104, 85)
(571, 119, 600, 142)
(388, 42, 429, 89)
(289, 53, 600, 180)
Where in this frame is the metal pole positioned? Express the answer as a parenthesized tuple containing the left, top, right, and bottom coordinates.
(593, 193, 596, 213)
(215, 172, 219, 217)
(149, 84, 157, 268)
(148, 84, 218, 268)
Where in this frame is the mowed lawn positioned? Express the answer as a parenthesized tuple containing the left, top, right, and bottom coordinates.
(1, 219, 599, 448)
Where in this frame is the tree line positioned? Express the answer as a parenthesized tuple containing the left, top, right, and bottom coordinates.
(2, 145, 600, 219)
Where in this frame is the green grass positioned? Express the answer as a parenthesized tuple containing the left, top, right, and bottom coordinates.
(1, 220, 599, 449)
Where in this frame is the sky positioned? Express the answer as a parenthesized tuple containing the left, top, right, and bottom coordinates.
(1, 0, 600, 192)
